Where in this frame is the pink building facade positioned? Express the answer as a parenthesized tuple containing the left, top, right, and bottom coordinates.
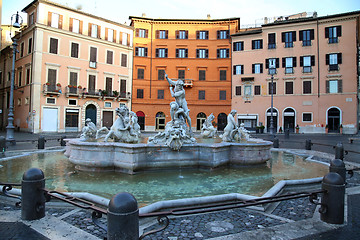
(231, 11, 359, 134)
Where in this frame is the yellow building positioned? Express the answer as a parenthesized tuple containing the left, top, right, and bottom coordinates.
(2, 0, 133, 133)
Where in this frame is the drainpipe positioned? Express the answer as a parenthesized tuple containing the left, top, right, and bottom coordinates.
(149, 19, 153, 99)
(316, 19, 320, 98)
(30, 27, 35, 133)
(356, 16, 360, 133)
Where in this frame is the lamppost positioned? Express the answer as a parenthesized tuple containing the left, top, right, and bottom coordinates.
(269, 68, 275, 136)
(6, 12, 23, 144)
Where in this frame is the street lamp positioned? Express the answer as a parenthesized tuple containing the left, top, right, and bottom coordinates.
(6, 12, 23, 144)
(269, 68, 276, 136)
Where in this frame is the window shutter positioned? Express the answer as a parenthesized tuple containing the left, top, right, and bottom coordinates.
(145, 29, 148, 38)
(265, 59, 269, 69)
(217, 30, 220, 39)
(337, 26, 342, 37)
(165, 49, 168, 58)
(185, 49, 188, 58)
(300, 56, 304, 67)
(59, 15, 63, 29)
(325, 27, 329, 38)
(260, 40, 263, 49)
(105, 28, 108, 41)
(196, 49, 199, 58)
(205, 49, 209, 58)
(299, 30, 303, 41)
(252, 64, 255, 74)
(97, 26, 101, 38)
(127, 34, 130, 46)
(165, 30, 168, 39)
(276, 58, 280, 68)
(233, 66, 236, 75)
(144, 48, 148, 57)
(88, 23, 92, 36)
(196, 31, 200, 39)
(226, 30, 230, 39)
(281, 32, 285, 42)
(252, 40, 255, 49)
(69, 18, 73, 32)
(282, 58, 286, 68)
(155, 48, 159, 57)
(48, 12, 52, 26)
(338, 53, 342, 64)
(79, 21, 83, 34)
(135, 47, 138, 56)
(113, 30, 116, 43)
(206, 31, 209, 39)
(310, 29, 315, 40)
(226, 49, 229, 58)
(325, 54, 329, 65)
(338, 80, 342, 93)
(311, 56, 315, 66)
(293, 57, 297, 67)
(217, 49, 220, 58)
(136, 28, 140, 37)
(241, 42, 244, 50)
(241, 65, 244, 74)
(185, 31, 189, 39)
(176, 30, 179, 39)
(260, 64, 263, 73)
(176, 49, 179, 58)
(156, 30, 159, 39)
(326, 80, 329, 93)
(292, 31, 296, 41)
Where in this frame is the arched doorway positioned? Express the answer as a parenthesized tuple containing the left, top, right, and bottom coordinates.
(136, 111, 145, 131)
(283, 108, 295, 133)
(217, 113, 227, 131)
(196, 112, 206, 131)
(266, 108, 278, 133)
(327, 107, 341, 133)
(155, 112, 166, 130)
(85, 104, 97, 124)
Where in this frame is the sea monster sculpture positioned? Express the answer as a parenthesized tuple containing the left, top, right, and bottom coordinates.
(201, 113, 217, 138)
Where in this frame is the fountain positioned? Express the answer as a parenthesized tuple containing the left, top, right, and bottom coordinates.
(65, 73, 272, 174)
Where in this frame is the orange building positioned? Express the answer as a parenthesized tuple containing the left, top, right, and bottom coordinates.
(231, 11, 359, 134)
(129, 16, 240, 132)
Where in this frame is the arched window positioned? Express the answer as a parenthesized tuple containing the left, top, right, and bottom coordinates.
(155, 112, 166, 130)
(327, 107, 341, 133)
(283, 108, 295, 132)
(85, 104, 97, 125)
(196, 112, 207, 131)
(217, 113, 227, 131)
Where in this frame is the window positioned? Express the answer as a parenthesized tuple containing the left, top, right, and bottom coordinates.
(196, 49, 208, 58)
(90, 24, 100, 38)
(71, 42, 79, 58)
(282, 31, 296, 48)
(70, 18, 80, 33)
(176, 30, 188, 39)
(176, 48, 188, 58)
(28, 38, 32, 54)
(135, 47, 148, 57)
(29, 13, 34, 25)
(233, 41, 244, 51)
(104, 102, 112, 108)
(88, 75, 96, 94)
(326, 53, 342, 71)
(157, 90, 164, 99)
(199, 70, 206, 80)
(302, 113, 312, 122)
(178, 70, 185, 79)
(47, 68, 57, 92)
(217, 30, 229, 39)
(268, 33, 276, 49)
(220, 70, 227, 81)
(122, 33, 128, 45)
(105, 77, 112, 94)
(137, 69, 144, 79)
(106, 29, 115, 42)
(69, 72, 78, 94)
(46, 98, 56, 104)
(136, 28, 148, 38)
(50, 12, 62, 29)
(254, 85, 261, 95)
(219, 90, 226, 100)
(20, 42, 24, 57)
(285, 81, 293, 94)
(325, 26, 341, 43)
(198, 90, 205, 100)
(268, 82, 276, 95)
(303, 81, 312, 94)
(137, 89, 144, 98)
(233, 65, 244, 75)
(18, 69, 22, 87)
(244, 85, 251, 98)
(26, 68, 31, 84)
(49, 38, 58, 54)
(156, 30, 168, 39)
(252, 39, 263, 49)
(326, 80, 342, 93)
(235, 86, 241, 96)
(120, 79, 127, 98)
(197, 31, 208, 40)
(89, 47, 97, 68)
(156, 48, 168, 58)
(282, 57, 296, 74)
(121, 54, 127, 67)
(300, 56, 315, 73)
(252, 64, 263, 74)
(299, 29, 314, 46)
(266, 58, 279, 75)
(106, 50, 113, 64)
(69, 99, 77, 106)
(158, 70, 165, 80)
(217, 48, 229, 58)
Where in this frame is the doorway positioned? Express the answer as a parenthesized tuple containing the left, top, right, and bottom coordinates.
(283, 108, 295, 133)
(196, 112, 206, 131)
(102, 111, 113, 129)
(155, 112, 166, 130)
(327, 107, 340, 133)
(266, 108, 278, 133)
(85, 104, 97, 125)
(136, 111, 145, 130)
(217, 113, 227, 131)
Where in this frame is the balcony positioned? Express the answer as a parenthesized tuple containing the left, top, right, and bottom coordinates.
(81, 89, 131, 101)
(43, 84, 62, 96)
(183, 79, 193, 88)
(65, 86, 81, 97)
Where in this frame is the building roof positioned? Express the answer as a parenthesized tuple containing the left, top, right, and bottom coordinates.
(232, 28, 262, 37)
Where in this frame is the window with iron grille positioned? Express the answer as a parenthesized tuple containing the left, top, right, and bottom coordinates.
(220, 70, 227, 80)
(137, 69, 144, 79)
(303, 81, 312, 94)
(137, 89, 144, 98)
(198, 90, 205, 100)
(282, 57, 296, 74)
(49, 38, 58, 54)
(235, 86, 241, 96)
(326, 53, 342, 71)
(219, 90, 226, 100)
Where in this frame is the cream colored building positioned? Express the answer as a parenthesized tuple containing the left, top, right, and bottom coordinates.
(232, 11, 359, 134)
(3, 0, 133, 133)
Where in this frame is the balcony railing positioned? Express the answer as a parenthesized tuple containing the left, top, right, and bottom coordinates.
(43, 84, 62, 96)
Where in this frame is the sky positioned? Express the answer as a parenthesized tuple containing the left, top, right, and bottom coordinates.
(2, 0, 360, 27)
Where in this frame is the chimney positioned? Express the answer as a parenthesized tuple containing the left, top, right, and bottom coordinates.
(142, 13, 146, 17)
(264, 17, 268, 24)
(207, 14, 211, 19)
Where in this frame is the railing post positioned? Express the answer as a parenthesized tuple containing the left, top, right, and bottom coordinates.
(60, 135, 66, 146)
(334, 142, 344, 160)
(329, 159, 346, 183)
(320, 172, 345, 224)
(0, 136, 6, 156)
(305, 139, 312, 150)
(273, 138, 279, 148)
(107, 192, 139, 240)
(285, 129, 290, 139)
(21, 168, 46, 220)
(38, 136, 45, 149)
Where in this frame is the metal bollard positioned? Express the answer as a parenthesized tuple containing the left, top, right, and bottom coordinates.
(273, 138, 279, 148)
(320, 172, 345, 224)
(305, 139, 312, 150)
(330, 159, 346, 182)
(285, 129, 290, 139)
(107, 192, 139, 240)
(38, 136, 45, 149)
(0, 136, 6, 154)
(60, 135, 66, 146)
(334, 142, 344, 160)
(21, 168, 46, 220)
